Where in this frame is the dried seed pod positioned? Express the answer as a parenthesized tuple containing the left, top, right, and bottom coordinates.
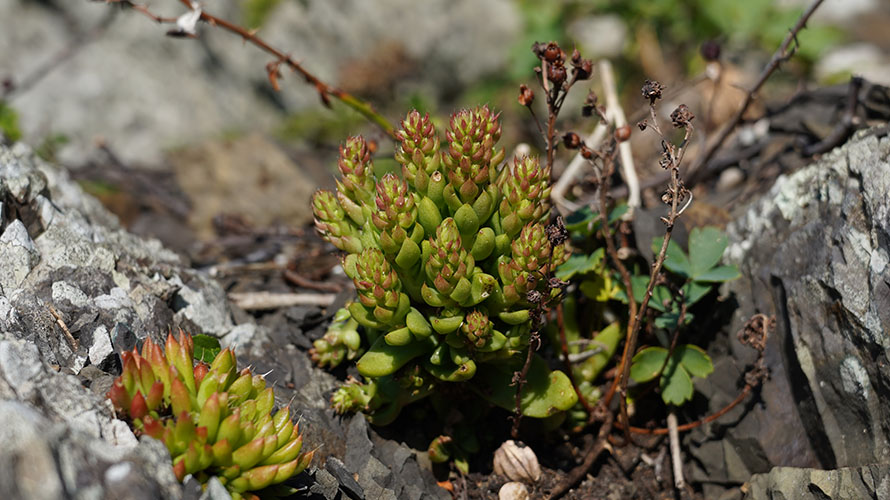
(499, 482, 530, 500)
(493, 440, 541, 483)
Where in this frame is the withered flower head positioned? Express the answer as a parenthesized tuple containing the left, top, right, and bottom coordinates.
(641, 79, 665, 104)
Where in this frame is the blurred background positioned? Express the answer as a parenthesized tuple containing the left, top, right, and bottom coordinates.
(1, 0, 888, 258)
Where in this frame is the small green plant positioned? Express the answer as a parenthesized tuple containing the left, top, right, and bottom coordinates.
(555, 222, 739, 409)
(311, 107, 578, 426)
(107, 331, 313, 500)
(630, 344, 713, 405)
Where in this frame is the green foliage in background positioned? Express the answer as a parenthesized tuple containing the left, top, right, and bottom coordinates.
(0, 101, 22, 143)
(587, 0, 842, 63)
(555, 206, 739, 413)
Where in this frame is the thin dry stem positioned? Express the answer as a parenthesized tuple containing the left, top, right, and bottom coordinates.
(668, 411, 684, 489)
(99, 0, 395, 137)
(689, 0, 825, 180)
(49, 305, 79, 350)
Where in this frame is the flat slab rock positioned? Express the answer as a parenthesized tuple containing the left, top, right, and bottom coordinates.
(744, 464, 890, 500)
(686, 128, 890, 499)
(0, 142, 447, 499)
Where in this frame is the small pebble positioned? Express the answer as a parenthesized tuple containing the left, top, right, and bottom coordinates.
(499, 481, 529, 500)
(717, 167, 745, 192)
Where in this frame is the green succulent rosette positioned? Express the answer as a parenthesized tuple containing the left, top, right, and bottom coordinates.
(311, 107, 577, 426)
(496, 155, 552, 239)
(396, 110, 441, 195)
(371, 173, 424, 269)
(107, 331, 313, 500)
(335, 135, 376, 225)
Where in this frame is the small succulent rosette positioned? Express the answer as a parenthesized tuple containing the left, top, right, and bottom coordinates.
(108, 331, 313, 500)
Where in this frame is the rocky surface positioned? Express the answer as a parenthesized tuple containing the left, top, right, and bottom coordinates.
(0, 141, 448, 499)
(0, 0, 520, 166)
(687, 128, 890, 499)
(744, 464, 890, 500)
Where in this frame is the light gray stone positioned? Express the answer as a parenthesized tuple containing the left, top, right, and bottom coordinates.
(0, 219, 40, 291)
(745, 464, 890, 500)
(87, 324, 113, 367)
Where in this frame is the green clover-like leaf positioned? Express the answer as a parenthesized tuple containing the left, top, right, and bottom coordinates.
(688, 226, 728, 278)
(652, 236, 691, 277)
(192, 334, 222, 363)
(660, 359, 694, 405)
(682, 281, 712, 306)
(556, 248, 604, 280)
(693, 265, 741, 283)
(677, 344, 713, 378)
(630, 346, 668, 383)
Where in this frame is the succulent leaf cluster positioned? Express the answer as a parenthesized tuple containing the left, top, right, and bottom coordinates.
(311, 107, 577, 423)
(108, 331, 312, 499)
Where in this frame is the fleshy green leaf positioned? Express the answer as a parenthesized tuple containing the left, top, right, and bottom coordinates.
(474, 355, 577, 418)
(693, 265, 740, 283)
(677, 345, 713, 379)
(652, 237, 691, 277)
(193, 335, 222, 363)
(357, 336, 435, 377)
(630, 347, 668, 383)
(660, 360, 694, 405)
(689, 227, 728, 278)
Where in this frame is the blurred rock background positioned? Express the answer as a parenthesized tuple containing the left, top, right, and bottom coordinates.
(1, 0, 889, 253)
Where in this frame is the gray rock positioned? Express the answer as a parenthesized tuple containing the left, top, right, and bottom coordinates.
(0, 219, 40, 291)
(0, 140, 449, 499)
(311, 468, 342, 500)
(326, 456, 364, 499)
(689, 128, 890, 497)
(2, 0, 519, 166)
(744, 464, 890, 500)
(87, 324, 113, 367)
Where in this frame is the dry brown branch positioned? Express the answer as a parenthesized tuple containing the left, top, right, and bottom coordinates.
(688, 0, 825, 182)
(606, 91, 694, 443)
(49, 305, 79, 350)
(98, 0, 395, 137)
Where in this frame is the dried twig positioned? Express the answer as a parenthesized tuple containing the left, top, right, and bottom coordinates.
(229, 291, 336, 310)
(599, 60, 640, 217)
(688, 0, 825, 182)
(48, 305, 79, 350)
(98, 0, 395, 137)
(667, 410, 684, 489)
(551, 60, 638, 215)
(602, 83, 694, 444)
(283, 269, 344, 293)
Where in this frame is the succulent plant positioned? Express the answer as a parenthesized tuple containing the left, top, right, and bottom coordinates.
(312, 107, 577, 425)
(107, 331, 313, 500)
